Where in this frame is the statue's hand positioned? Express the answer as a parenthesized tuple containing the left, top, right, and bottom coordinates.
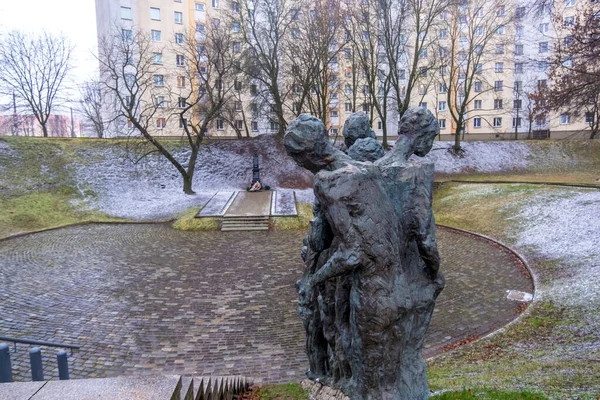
(296, 277, 315, 320)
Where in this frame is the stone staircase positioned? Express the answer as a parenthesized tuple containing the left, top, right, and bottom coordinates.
(220, 216, 270, 231)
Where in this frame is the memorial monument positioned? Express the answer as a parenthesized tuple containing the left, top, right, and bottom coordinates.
(284, 109, 445, 400)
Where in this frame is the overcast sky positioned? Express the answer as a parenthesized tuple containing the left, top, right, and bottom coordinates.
(0, 0, 99, 84)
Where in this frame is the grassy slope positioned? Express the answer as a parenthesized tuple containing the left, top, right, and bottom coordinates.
(437, 140, 600, 185)
(0, 137, 126, 239)
(429, 182, 600, 399)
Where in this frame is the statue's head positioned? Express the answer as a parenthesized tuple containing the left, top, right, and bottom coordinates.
(284, 114, 334, 174)
(398, 107, 439, 157)
(343, 112, 377, 149)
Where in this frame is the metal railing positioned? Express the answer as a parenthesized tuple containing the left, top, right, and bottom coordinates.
(0, 336, 79, 383)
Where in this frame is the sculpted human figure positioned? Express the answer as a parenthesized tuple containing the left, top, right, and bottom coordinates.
(285, 108, 444, 399)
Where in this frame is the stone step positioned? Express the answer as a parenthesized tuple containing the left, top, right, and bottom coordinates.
(221, 226, 269, 231)
(221, 220, 270, 225)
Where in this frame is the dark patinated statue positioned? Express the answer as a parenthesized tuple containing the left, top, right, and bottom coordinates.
(284, 109, 445, 400)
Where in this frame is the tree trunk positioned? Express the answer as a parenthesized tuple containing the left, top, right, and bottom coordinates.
(452, 123, 462, 154)
(183, 175, 195, 195)
(41, 123, 48, 137)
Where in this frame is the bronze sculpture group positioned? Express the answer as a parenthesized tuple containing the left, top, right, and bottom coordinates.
(284, 108, 445, 400)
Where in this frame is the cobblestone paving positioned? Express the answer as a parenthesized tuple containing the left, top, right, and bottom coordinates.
(0, 224, 532, 383)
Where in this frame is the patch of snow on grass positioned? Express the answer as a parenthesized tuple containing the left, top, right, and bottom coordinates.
(511, 190, 600, 308)
(416, 141, 532, 174)
(294, 189, 315, 205)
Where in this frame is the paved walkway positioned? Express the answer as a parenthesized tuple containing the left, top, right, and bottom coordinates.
(0, 224, 532, 383)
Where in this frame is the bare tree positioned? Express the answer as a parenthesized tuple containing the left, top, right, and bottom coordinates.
(380, 0, 446, 121)
(437, 0, 514, 153)
(235, 0, 294, 137)
(79, 79, 108, 138)
(0, 31, 73, 137)
(286, 0, 346, 128)
(546, 7, 600, 139)
(97, 24, 237, 194)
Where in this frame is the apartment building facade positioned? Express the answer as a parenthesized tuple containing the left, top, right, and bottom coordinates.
(95, 0, 596, 140)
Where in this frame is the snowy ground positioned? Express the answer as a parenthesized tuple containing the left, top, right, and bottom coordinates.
(16, 138, 583, 220)
(507, 189, 600, 308)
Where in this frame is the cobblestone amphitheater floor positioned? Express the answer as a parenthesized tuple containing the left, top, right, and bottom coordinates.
(0, 224, 532, 383)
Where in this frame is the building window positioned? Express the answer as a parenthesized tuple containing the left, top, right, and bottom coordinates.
(474, 117, 482, 127)
(539, 23, 549, 33)
(195, 2, 205, 11)
(235, 101, 242, 112)
(474, 81, 482, 92)
(419, 102, 428, 110)
(152, 53, 163, 64)
(251, 121, 258, 132)
(439, 83, 447, 93)
(121, 7, 132, 20)
(362, 103, 370, 112)
(175, 33, 184, 44)
(512, 117, 522, 127)
(418, 85, 426, 95)
(516, 7, 526, 18)
(494, 81, 503, 91)
(232, 22, 240, 32)
(516, 25, 524, 36)
(216, 119, 224, 130)
(178, 97, 186, 108)
(514, 99, 522, 109)
(564, 16, 575, 26)
(212, 0, 219, 8)
(515, 63, 524, 73)
(475, 26, 484, 36)
(122, 29, 133, 41)
(270, 121, 279, 131)
(176, 55, 185, 66)
(377, 120, 383, 130)
(440, 29, 448, 39)
(497, 5, 505, 16)
(496, 44, 505, 54)
(514, 81, 522, 93)
(179, 118, 187, 129)
(329, 128, 339, 136)
(495, 62, 504, 73)
(233, 42, 241, 53)
(496, 25, 505, 35)
(419, 47, 428, 58)
(538, 61, 548, 71)
(196, 23, 206, 33)
(474, 100, 482, 109)
(154, 75, 164, 86)
(155, 96, 165, 108)
(330, 110, 339, 118)
(232, 1, 240, 12)
(565, 0, 575, 7)
(538, 79, 547, 89)
(586, 112, 594, 123)
(399, 69, 406, 80)
(539, 42, 549, 53)
(493, 117, 502, 127)
(438, 101, 447, 111)
(439, 119, 446, 129)
(250, 84, 257, 95)
(150, 30, 161, 42)
(560, 113, 571, 124)
(476, 64, 483, 73)
(174, 11, 183, 24)
(156, 118, 166, 128)
(515, 45, 523, 55)
(177, 76, 186, 87)
(494, 99, 503, 109)
(235, 120, 243, 130)
(536, 116, 546, 126)
(150, 8, 160, 20)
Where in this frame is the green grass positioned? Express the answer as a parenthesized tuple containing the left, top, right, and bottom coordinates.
(255, 383, 308, 400)
(172, 207, 219, 231)
(429, 182, 600, 399)
(431, 389, 548, 400)
(271, 202, 313, 230)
